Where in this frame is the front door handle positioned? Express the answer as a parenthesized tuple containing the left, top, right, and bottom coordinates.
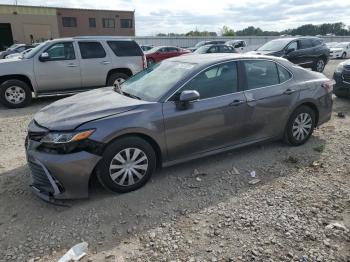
(67, 63, 77, 67)
(230, 99, 245, 106)
(100, 61, 111, 65)
(283, 89, 297, 95)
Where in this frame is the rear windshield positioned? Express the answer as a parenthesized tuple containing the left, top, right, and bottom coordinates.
(107, 41, 143, 56)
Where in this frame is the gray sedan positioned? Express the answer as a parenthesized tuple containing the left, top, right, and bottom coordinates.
(26, 54, 333, 202)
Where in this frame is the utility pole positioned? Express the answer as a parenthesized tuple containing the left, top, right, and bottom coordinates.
(14, 0, 18, 5)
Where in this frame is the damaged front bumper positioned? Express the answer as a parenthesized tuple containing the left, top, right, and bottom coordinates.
(26, 140, 101, 202)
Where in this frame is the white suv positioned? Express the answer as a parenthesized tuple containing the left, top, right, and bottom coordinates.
(0, 37, 146, 108)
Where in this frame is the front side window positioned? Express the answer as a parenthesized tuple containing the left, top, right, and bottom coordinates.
(120, 19, 133, 28)
(244, 60, 279, 90)
(45, 42, 75, 61)
(62, 17, 77, 27)
(177, 62, 238, 100)
(286, 41, 298, 51)
(78, 42, 106, 59)
(102, 18, 115, 28)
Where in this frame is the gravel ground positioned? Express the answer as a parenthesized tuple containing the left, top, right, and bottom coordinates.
(0, 59, 349, 262)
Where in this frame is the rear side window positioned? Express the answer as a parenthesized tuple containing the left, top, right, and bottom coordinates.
(244, 60, 279, 89)
(78, 42, 106, 59)
(299, 39, 313, 49)
(277, 64, 292, 83)
(107, 41, 143, 57)
(311, 39, 323, 47)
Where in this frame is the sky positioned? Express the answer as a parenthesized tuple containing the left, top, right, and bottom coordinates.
(1, 0, 350, 36)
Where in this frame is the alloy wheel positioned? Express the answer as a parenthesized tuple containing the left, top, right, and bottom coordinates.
(316, 60, 325, 72)
(113, 78, 125, 86)
(292, 113, 312, 141)
(4, 86, 26, 104)
(109, 148, 149, 186)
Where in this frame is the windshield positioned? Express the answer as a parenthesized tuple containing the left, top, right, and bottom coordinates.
(194, 41, 207, 48)
(121, 61, 196, 102)
(194, 45, 211, 54)
(23, 42, 47, 59)
(257, 39, 291, 51)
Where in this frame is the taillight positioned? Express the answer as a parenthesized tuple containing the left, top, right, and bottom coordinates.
(142, 55, 147, 69)
(322, 79, 335, 93)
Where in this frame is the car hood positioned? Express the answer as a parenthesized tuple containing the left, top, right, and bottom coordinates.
(330, 48, 343, 52)
(0, 56, 23, 63)
(34, 87, 150, 131)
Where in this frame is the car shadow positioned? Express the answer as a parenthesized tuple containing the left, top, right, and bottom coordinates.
(0, 135, 326, 259)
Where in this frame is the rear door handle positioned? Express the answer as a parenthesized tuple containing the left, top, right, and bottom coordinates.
(230, 99, 245, 106)
(283, 89, 297, 95)
(100, 61, 111, 65)
(67, 63, 77, 67)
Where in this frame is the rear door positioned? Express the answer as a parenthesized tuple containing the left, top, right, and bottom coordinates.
(162, 61, 250, 161)
(34, 41, 81, 92)
(78, 41, 111, 88)
(241, 59, 299, 140)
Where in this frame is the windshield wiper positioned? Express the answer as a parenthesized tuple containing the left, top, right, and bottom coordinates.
(122, 91, 141, 100)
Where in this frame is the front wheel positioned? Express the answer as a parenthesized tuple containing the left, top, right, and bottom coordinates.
(312, 58, 325, 72)
(341, 52, 347, 59)
(0, 79, 32, 108)
(284, 106, 316, 146)
(96, 137, 157, 193)
(147, 58, 155, 67)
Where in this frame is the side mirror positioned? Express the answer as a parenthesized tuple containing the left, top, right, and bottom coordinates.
(179, 90, 200, 103)
(39, 52, 50, 62)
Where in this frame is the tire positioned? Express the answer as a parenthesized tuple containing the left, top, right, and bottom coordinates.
(96, 136, 157, 193)
(341, 52, 347, 59)
(284, 106, 316, 146)
(0, 79, 32, 108)
(106, 72, 129, 87)
(147, 58, 155, 67)
(312, 58, 325, 72)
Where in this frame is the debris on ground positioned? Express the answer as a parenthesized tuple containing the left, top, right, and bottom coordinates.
(249, 170, 256, 178)
(337, 112, 346, 118)
(58, 242, 88, 262)
(313, 145, 325, 152)
(248, 178, 261, 185)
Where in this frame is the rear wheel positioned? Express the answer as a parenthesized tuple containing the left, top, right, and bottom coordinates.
(284, 106, 316, 146)
(107, 72, 129, 87)
(341, 52, 347, 59)
(312, 58, 325, 72)
(0, 79, 32, 108)
(96, 137, 156, 193)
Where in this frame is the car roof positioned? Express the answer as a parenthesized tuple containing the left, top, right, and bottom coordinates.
(49, 36, 135, 42)
(271, 36, 322, 42)
(168, 53, 288, 66)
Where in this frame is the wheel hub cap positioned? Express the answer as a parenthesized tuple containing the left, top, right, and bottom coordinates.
(109, 148, 149, 186)
(317, 60, 324, 72)
(292, 113, 312, 141)
(4, 86, 26, 104)
(114, 78, 125, 86)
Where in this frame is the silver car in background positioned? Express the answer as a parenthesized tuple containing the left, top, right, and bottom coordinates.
(0, 37, 146, 108)
(25, 54, 333, 202)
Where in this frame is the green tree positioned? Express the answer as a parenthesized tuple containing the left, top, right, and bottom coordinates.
(220, 26, 235, 36)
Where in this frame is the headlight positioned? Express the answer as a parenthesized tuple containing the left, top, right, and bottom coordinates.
(335, 63, 344, 73)
(41, 130, 95, 144)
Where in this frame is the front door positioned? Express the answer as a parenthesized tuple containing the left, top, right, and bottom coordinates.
(162, 61, 250, 161)
(34, 41, 81, 92)
(241, 59, 300, 140)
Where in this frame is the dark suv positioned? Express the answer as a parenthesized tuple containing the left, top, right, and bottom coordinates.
(251, 37, 330, 72)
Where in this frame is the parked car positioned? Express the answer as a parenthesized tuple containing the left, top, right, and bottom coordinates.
(188, 40, 226, 52)
(225, 40, 247, 53)
(140, 45, 153, 52)
(0, 44, 35, 59)
(193, 44, 236, 54)
(326, 42, 338, 48)
(4, 48, 33, 59)
(329, 42, 350, 59)
(333, 59, 350, 98)
(0, 37, 146, 108)
(145, 46, 190, 66)
(25, 53, 333, 201)
(250, 37, 330, 72)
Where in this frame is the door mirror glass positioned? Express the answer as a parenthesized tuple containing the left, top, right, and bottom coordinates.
(179, 90, 200, 102)
(39, 52, 50, 62)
